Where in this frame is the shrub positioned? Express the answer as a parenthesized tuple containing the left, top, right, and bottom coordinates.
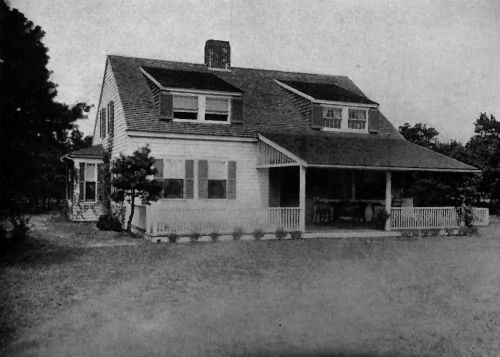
(209, 231, 220, 242)
(167, 232, 178, 243)
(373, 210, 390, 230)
(275, 228, 287, 240)
(232, 227, 244, 241)
(190, 232, 201, 242)
(96, 213, 122, 232)
(290, 231, 302, 240)
(253, 229, 264, 240)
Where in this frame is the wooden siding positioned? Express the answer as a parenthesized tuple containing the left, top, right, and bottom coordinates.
(127, 137, 269, 210)
(93, 61, 129, 158)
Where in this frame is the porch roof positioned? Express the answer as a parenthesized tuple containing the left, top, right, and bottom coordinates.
(260, 132, 479, 172)
(67, 144, 104, 159)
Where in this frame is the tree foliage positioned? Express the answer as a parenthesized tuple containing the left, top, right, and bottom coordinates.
(398, 123, 440, 148)
(0, 2, 91, 212)
(111, 146, 162, 233)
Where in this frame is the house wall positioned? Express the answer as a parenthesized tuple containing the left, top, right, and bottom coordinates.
(92, 60, 129, 158)
(128, 136, 269, 210)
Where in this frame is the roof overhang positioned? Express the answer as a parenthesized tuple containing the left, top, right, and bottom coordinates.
(275, 79, 379, 109)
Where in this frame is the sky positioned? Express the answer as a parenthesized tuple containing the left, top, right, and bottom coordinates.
(11, 0, 500, 142)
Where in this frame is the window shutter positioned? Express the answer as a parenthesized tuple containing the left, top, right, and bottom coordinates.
(159, 92, 173, 120)
(184, 160, 194, 199)
(198, 160, 208, 199)
(227, 161, 237, 199)
(368, 109, 380, 133)
(311, 103, 323, 129)
(108, 101, 114, 135)
(153, 159, 164, 178)
(79, 163, 85, 200)
(230, 97, 243, 124)
(97, 163, 104, 202)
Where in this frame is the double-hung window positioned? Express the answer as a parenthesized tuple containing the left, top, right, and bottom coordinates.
(153, 159, 194, 199)
(323, 107, 342, 129)
(79, 163, 97, 202)
(198, 160, 236, 199)
(207, 161, 227, 199)
(173, 94, 198, 120)
(205, 96, 229, 122)
(348, 109, 367, 130)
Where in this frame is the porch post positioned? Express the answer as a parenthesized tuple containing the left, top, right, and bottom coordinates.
(351, 171, 356, 200)
(385, 170, 392, 231)
(299, 165, 306, 232)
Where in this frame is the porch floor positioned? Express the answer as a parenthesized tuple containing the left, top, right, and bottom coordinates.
(305, 223, 400, 239)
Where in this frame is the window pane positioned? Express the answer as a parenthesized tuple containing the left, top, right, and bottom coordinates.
(324, 118, 342, 129)
(85, 182, 96, 201)
(348, 120, 366, 130)
(163, 179, 184, 199)
(173, 95, 198, 110)
(348, 109, 366, 120)
(85, 164, 95, 181)
(174, 111, 197, 120)
(208, 161, 226, 179)
(205, 113, 228, 122)
(324, 107, 342, 119)
(164, 159, 184, 179)
(206, 97, 228, 113)
(208, 180, 226, 199)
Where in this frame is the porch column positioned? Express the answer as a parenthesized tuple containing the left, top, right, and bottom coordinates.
(351, 171, 356, 200)
(385, 170, 392, 231)
(299, 165, 306, 232)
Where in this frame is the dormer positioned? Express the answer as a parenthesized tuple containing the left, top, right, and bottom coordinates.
(141, 66, 243, 124)
(275, 79, 380, 134)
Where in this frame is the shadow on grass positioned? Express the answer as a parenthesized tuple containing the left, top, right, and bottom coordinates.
(0, 236, 85, 268)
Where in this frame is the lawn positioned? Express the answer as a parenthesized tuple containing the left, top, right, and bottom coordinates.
(1, 214, 500, 357)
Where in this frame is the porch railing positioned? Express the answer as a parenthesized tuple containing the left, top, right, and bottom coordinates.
(391, 207, 489, 230)
(144, 206, 301, 236)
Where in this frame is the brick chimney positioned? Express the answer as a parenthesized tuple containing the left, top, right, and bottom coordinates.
(204, 39, 231, 70)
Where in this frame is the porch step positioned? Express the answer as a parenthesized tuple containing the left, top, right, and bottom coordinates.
(303, 230, 401, 239)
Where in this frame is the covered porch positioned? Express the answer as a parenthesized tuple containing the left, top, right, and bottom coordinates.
(257, 133, 488, 233)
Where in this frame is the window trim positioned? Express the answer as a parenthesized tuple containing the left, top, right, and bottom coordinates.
(172, 92, 232, 124)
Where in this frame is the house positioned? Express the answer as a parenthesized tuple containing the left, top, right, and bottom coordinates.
(64, 40, 487, 235)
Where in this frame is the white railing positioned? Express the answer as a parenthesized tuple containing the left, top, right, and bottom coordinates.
(145, 206, 301, 236)
(391, 207, 489, 230)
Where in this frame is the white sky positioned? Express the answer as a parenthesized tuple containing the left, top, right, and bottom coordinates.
(11, 0, 500, 142)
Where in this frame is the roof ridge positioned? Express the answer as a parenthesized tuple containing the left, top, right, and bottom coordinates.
(107, 54, 351, 79)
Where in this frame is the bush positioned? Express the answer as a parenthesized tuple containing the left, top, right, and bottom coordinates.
(209, 231, 220, 242)
(373, 210, 390, 230)
(275, 228, 287, 240)
(96, 213, 122, 232)
(253, 229, 264, 240)
(232, 227, 244, 241)
(290, 231, 302, 240)
(190, 232, 201, 242)
(167, 232, 178, 243)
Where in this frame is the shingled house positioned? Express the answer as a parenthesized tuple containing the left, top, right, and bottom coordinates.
(64, 40, 487, 235)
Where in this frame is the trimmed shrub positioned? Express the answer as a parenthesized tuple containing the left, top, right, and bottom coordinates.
(290, 231, 302, 240)
(275, 228, 287, 240)
(96, 213, 122, 232)
(232, 227, 244, 241)
(190, 232, 201, 242)
(209, 231, 220, 242)
(253, 229, 264, 240)
(167, 232, 178, 243)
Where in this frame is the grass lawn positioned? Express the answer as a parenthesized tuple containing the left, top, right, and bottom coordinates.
(1, 214, 500, 357)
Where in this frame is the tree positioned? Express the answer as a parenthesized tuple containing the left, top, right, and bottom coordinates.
(111, 146, 162, 233)
(465, 113, 500, 211)
(0, 2, 89, 211)
(398, 122, 440, 148)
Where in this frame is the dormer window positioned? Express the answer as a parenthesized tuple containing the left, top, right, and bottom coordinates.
(348, 109, 367, 130)
(205, 96, 229, 122)
(323, 107, 342, 129)
(173, 94, 198, 120)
